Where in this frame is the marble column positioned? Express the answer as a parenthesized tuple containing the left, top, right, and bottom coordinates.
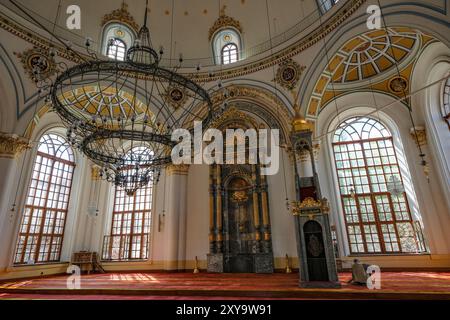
(163, 164, 189, 270)
(0, 133, 30, 270)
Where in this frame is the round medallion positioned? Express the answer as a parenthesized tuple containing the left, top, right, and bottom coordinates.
(27, 54, 50, 74)
(388, 76, 408, 94)
(223, 34, 232, 42)
(115, 28, 125, 38)
(281, 66, 297, 82)
(170, 88, 184, 102)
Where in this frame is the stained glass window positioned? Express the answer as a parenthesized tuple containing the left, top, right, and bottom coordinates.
(332, 117, 426, 254)
(14, 134, 75, 264)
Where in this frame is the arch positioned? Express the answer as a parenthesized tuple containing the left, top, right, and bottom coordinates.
(315, 92, 440, 255)
(305, 27, 433, 119)
(101, 22, 136, 60)
(13, 132, 76, 264)
(409, 40, 450, 254)
(212, 29, 243, 65)
(332, 116, 426, 254)
(191, 84, 292, 145)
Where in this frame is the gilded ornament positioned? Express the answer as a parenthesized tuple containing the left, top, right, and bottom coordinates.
(208, 5, 243, 41)
(14, 47, 59, 83)
(410, 126, 427, 147)
(274, 59, 305, 90)
(163, 85, 188, 110)
(101, 2, 140, 33)
(0, 132, 30, 158)
(389, 76, 409, 94)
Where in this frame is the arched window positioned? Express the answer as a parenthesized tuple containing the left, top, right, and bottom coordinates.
(212, 29, 242, 65)
(332, 117, 426, 254)
(318, 0, 340, 14)
(107, 38, 127, 61)
(102, 146, 153, 261)
(443, 77, 450, 129)
(101, 23, 135, 61)
(222, 43, 238, 65)
(14, 134, 75, 264)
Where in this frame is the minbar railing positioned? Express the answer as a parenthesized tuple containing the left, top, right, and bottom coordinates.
(101, 234, 149, 261)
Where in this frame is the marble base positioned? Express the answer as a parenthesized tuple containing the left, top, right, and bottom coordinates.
(207, 253, 223, 273)
(254, 253, 274, 273)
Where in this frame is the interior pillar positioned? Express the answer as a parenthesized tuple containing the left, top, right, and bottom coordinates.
(0, 133, 30, 270)
(163, 164, 189, 270)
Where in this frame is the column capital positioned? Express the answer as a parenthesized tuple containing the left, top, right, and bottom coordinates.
(91, 164, 102, 180)
(0, 132, 30, 159)
(166, 164, 190, 176)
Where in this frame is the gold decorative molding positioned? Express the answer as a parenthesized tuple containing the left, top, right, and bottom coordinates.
(208, 5, 243, 41)
(0, 132, 30, 158)
(410, 126, 427, 147)
(291, 197, 330, 216)
(101, 2, 140, 33)
(166, 164, 190, 176)
(208, 106, 259, 130)
(231, 190, 248, 203)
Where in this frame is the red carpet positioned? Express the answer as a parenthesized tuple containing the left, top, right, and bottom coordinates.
(1, 272, 450, 300)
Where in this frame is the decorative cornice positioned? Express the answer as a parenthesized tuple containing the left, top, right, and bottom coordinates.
(166, 164, 190, 176)
(101, 3, 140, 33)
(0, 0, 365, 82)
(0, 132, 30, 158)
(208, 5, 243, 41)
(291, 197, 330, 216)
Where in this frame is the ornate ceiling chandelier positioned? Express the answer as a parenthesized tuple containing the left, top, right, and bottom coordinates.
(46, 0, 214, 195)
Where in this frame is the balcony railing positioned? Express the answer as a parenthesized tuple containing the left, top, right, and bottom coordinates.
(101, 234, 149, 261)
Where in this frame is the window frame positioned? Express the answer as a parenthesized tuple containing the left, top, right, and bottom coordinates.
(106, 37, 127, 61)
(332, 117, 426, 255)
(221, 43, 239, 65)
(14, 133, 75, 265)
(102, 147, 154, 262)
(318, 0, 340, 15)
